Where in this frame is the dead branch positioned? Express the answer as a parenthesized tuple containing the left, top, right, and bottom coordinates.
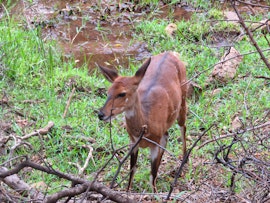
(0, 166, 45, 202)
(231, 1, 270, 70)
(92, 144, 130, 186)
(254, 75, 270, 80)
(21, 121, 54, 140)
(12, 109, 37, 121)
(5, 122, 54, 159)
(198, 121, 270, 149)
(44, 183, 88, 203)
(69, 145, 95, 175)
(63, 87, 76, 118)
(81, 145, 96, 171)
(0, 157, 136, 203)
(214, 138, 269, 184)
(21, 99, 45, 104)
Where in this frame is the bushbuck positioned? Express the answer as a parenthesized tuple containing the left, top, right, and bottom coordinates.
(98, 51, 187, 192)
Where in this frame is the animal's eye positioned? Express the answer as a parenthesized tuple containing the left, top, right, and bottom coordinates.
(117, 92, 126, 98)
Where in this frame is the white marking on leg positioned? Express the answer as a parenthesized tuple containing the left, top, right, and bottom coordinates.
(149, 174, 153, 186)
(160, 134, 168, 148)
(151, 146, 159, 162)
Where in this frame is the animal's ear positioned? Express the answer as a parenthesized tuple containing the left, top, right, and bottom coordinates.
(98, 65, 118, 83)
(134, 57, 151, 83)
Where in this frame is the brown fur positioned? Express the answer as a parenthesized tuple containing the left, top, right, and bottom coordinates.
(98, 51, 187, 192)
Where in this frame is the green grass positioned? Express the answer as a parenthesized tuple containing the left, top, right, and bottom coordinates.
(0, 17, 115, 186)
(133, 4, 269, 196)
(0, 1, 269, 200)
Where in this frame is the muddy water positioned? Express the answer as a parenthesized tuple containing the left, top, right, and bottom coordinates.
(5, 0, 268, 70)
(6, 0, 192, 70)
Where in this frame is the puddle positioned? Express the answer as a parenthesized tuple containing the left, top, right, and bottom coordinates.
(2, 0, 269, 70)
(2, 0, 194, 70)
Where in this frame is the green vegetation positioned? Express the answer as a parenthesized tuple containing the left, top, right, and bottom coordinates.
(0, 0, 269, 201)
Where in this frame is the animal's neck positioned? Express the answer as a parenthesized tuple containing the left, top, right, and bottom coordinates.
(125, 93, 145, 136)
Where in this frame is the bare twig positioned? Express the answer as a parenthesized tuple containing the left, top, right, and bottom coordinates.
(199, 121, 270, 149)
(231, 1, 270, 70)
(63, 87, 76, 118)
(166, 124, 214, 200)
(110, 125, 147, 189)
(92, 144, 130, 186)
(12, 109, 37, 121)
(181, 48, 270, 87)
(63, 134, 96, 143)
(142, 137, 176, 158)
(237, 0, 270, 8)
(213, 139, 268, 184)
(108, 99, 116, 153)
(22, 99, 45, 104)
(254, 75, 270, 80)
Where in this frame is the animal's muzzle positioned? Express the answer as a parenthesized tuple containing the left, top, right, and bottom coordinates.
(98, 111, 105, 120)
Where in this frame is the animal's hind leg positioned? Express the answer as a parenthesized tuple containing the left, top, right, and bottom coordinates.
(177, 100, 187, 157)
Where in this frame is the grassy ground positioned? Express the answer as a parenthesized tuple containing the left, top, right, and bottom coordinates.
(0, 1, 269, 202)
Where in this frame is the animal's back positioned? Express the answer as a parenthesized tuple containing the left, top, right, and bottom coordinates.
(137, 52, 186, 134)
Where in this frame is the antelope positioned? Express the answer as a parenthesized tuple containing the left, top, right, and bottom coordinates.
(98, 51, 187, 192)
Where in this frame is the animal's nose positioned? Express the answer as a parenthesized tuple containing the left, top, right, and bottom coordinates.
(98, 111, 105, 120)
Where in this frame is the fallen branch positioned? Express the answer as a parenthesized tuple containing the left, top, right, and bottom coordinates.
(0, 166, 45, 202)
(0, 157, 136, 203)
(21, 121, 54, 140)
(22, 99, 45, 104)
(63, 134, 96, 143)
(213, 138, 269, 185)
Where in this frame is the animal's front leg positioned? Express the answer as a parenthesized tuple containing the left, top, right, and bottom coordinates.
(150, 133, 168, 193)
(150, 146, 164, 193)
(127, 146, 139, 191)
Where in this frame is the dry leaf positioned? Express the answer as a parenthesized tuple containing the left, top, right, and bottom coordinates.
(224, 11, 239, 24)
(186, 81, 202, 100)
(165, 23, 177, 38)
(114, 43, 122, 47)
(231, 116, 243, 131)
(211, 88, 222, 96)
(16, 119, 29, 128)
(31, 181, 47, 190)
